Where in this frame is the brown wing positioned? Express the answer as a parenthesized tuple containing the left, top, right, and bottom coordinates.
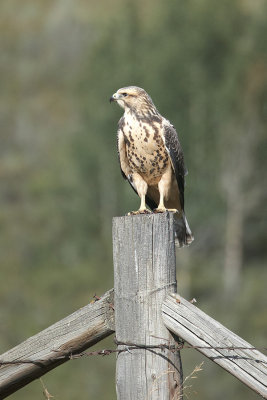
(163, 124, 187, 211)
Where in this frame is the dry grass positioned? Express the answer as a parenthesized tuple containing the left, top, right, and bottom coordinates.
(39, 362, 203, 400)
(40, 378, 55, 400)
(178, 362, 204, 400)
(147, 361, 204, 399)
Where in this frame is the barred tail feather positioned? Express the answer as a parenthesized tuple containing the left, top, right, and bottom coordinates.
(174, 213, 194, 248)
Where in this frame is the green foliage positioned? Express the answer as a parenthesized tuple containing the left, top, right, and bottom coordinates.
(0, 1, 266, 399)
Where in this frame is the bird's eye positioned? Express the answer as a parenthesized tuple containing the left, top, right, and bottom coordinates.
(122, 93, 128, 97)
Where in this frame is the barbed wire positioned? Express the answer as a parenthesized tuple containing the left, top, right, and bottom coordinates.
(1, 340, 266, 366)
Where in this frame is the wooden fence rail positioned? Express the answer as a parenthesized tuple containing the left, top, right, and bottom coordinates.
(0, 289, 114, 399)
(162, 293, 267, 398)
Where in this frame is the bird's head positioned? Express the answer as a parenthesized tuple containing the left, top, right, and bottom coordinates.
(110, 86, 157, 116)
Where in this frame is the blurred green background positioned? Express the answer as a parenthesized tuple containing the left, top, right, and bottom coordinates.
(1, 0, 266, 399)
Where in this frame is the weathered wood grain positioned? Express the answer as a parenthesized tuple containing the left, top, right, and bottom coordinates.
(0, 289, 114, 399)
(162, 293, 267, 399)
(113, 213, 183, 400)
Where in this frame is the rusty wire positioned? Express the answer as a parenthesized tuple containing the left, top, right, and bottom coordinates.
(0, 339, 266, 366)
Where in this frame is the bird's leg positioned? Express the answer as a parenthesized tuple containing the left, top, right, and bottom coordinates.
(139, 192, 146, 212)
(156, 190, 166, 212)
(155, 166, 178, 213)
(128, 173, 151, 215)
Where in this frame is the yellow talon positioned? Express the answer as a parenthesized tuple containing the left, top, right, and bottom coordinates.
(127, 209, 151, 216)
(154, 208, 179, 214)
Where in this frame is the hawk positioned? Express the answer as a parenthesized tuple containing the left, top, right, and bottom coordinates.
(110, 86, 193, 247)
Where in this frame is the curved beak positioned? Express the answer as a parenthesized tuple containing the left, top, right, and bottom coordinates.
(109, 92, 121, 103)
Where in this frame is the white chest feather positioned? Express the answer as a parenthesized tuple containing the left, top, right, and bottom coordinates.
(122, 113, 170, 183)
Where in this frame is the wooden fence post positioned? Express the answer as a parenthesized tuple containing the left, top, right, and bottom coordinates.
(113, 213, 183, 400)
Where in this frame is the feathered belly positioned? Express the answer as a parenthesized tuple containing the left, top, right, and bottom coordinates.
(126, 142, 170, 186)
